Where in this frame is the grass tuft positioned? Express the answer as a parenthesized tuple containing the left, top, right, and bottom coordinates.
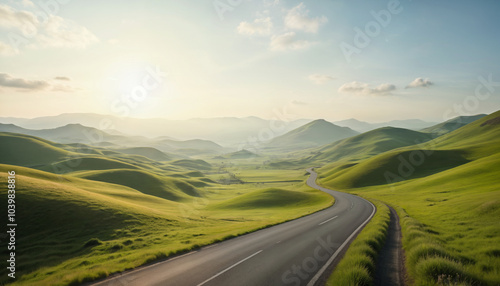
(326, 200, 390, 286)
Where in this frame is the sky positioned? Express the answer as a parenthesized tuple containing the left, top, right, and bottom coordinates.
(0, 0, 499, 123)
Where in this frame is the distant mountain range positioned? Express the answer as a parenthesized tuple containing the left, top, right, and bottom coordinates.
(333, 118, 438, 133)
(0, 114, 486, 153)
(0, 123, 230, 156)
(0, 113, 311, 146)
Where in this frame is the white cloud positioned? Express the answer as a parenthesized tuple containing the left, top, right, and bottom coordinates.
(54, 76, 71, 81)
(406, 77, 433, 88)
(21, 0, 35, 8)
(308, 74, 335, 84)
(34, 15, 98, 49)
(0, 4, 97, 55)
(0, 73, 76, 92)
(237, 17, 273, 36)
(270, 32, 311, 51)
(284, 3, 327, 33)
(338, 81, 396, 95)
(0, 4, 38, 35)
(0, 41, 18, 55)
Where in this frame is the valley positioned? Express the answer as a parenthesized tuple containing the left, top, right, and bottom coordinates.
(0, 112, 499, 285)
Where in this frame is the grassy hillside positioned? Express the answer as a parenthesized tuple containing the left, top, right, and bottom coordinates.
(223, 149, 258, 159)
(267, 127, 433, 170)
(73, 169, 201, 201)
(319, 110, 500, 285)
(0, 132, 74, 167)
(112, 147, 173, 161)
(312, 127, 434, 163)
(171, 159, 212, 170)
(266, 119, 358, 150)
(421, 114, 486, 136)
(212, 188, 325, 210)
(0, 129, 333, 285)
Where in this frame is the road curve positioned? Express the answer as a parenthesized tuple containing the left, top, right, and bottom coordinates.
(92, 168, 375, 286)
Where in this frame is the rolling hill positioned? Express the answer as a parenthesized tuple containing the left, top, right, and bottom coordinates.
(318, 110, 500, 285)
(266, 119, 358, 150)
(420, 114, 486, 135)
(112, 147, 173, 161)
(73, 169, 201, 201)
(319, 111, 500, 189)
(220, 149, 258, 159)
(0, 132, 74, 167)
(311, 127, 434, 163)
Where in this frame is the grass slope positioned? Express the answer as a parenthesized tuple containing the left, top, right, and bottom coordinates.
(313, 127, 434, 163)
(212, 188, 325, 210)
(171, 159, 212, 170)
(112, 147, 173, 161)
(421, 114, 486, 136)
(0, 163, 331, 285)
(0, 132, 74, 167)
(320, 110, 500, 285)
(74, 169, 200, 201)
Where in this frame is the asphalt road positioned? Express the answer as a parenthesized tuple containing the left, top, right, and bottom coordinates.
(93, 168, 375, 286)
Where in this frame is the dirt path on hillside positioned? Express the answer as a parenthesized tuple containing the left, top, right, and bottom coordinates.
(374, 206, 406, 286)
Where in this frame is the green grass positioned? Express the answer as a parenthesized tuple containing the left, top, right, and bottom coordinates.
(326, 200, 390, 286)
(111, 147, 173, 161)
(72, 169, 201, 201)
(0, 132, 75, 167)
(0, 161, 332, 285)
(211, 188, 328, 210)
(268, 126, 434, 170)
(170, 159, 212, 170)
(319, 110, 500, 285)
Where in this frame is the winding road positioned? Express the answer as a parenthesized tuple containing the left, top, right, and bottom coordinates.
(92, 168, 375, 286)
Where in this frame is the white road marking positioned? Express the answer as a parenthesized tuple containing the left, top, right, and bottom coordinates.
(307, 201, 376, 286)
(196, 250, 263, 286)
(318, 216, 338, 226)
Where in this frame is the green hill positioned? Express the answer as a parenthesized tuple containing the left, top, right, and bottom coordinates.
(171, 159, 212, 170)
(322, 149, 469, 189)
(74, 169, 201, 201)
(113, 147, 173, 161)
(319, 111, 500, 189)
(266, 119, 358, 150)
(0, 132, 74, 167)
(312, 127, 433, 163)
(224, 149, 258, 159)
(319, 110, 500, 285)
(0, 164, 185, 285)
(211, 188, 325, 210)
(421, 114, 486, 136)
(44, 156, 140, 173)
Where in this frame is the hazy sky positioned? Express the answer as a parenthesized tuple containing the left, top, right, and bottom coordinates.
(0, 0, 499, 122)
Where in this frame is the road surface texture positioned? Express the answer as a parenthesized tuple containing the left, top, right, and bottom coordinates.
(92, 168, 375, 286)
